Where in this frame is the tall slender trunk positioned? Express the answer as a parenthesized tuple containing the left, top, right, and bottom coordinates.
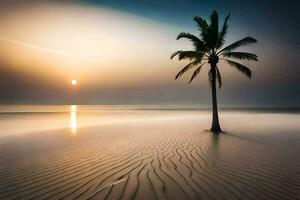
(210, 64, 221, 133)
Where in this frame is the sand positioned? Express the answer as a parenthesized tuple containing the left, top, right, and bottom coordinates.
(0, 107, 299, 200)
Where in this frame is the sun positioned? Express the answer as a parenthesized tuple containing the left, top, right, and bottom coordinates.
(71, 79, 77, 86)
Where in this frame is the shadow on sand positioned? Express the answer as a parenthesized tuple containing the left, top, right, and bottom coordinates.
(221, 130, 270, 145)
(204, 129, 269, 145)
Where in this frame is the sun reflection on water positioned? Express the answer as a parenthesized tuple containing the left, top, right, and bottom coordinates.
(70, 105, 77, 136)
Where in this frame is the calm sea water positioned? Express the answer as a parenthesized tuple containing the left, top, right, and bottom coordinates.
(0, 105, 299, 144)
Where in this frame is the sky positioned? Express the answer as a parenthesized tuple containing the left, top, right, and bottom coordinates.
(0, 0, 299, 107)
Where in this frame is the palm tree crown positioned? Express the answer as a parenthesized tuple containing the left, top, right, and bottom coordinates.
(171, 10, 258, 87)
(171, 10, 258, 133)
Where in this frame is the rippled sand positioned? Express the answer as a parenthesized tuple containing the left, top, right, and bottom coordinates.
(0, 108, 299, 200)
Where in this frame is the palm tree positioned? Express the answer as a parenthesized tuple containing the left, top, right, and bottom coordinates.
(171, 10, 258, 133)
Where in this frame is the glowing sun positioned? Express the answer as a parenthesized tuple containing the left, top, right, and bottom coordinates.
(71, 79, 77, 86)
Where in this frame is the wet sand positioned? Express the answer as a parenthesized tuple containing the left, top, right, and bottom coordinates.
(0, 108, 299, 200)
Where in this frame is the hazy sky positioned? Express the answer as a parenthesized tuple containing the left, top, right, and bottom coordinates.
(0, 0, 299, 107)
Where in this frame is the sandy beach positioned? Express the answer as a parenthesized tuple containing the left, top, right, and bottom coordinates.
(0, 106, 299, 200)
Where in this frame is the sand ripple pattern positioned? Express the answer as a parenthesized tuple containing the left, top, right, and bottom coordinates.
(0, 122, 299, 200)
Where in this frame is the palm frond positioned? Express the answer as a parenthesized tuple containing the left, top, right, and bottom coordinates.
(222, 52, 258, 61)
(207, 67, 221, 87)
(189, 64, 205, 83)
(218, 36, 257, 53)
(216, 14, 230, 49)
(176, 32, 201, 42)
(193, 16, 208, 31)
(208, 68, 214, 87)
(225, 59, 252, 78)
(193, 16, 212, 49)
(175, 60, 199, 80)
(170, 51, 203, 61)
(176, 32, 206, 52)
(216, 66, 222, 88)
(209, 10, 219, 48)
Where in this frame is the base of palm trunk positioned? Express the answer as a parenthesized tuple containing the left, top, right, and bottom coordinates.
(210, 125, 222, 133)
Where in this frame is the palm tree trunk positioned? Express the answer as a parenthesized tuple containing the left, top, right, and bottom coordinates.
(210, 64, 221, 133)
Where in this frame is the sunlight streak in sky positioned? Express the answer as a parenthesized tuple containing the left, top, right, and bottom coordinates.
(0, 36, 72, 56)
